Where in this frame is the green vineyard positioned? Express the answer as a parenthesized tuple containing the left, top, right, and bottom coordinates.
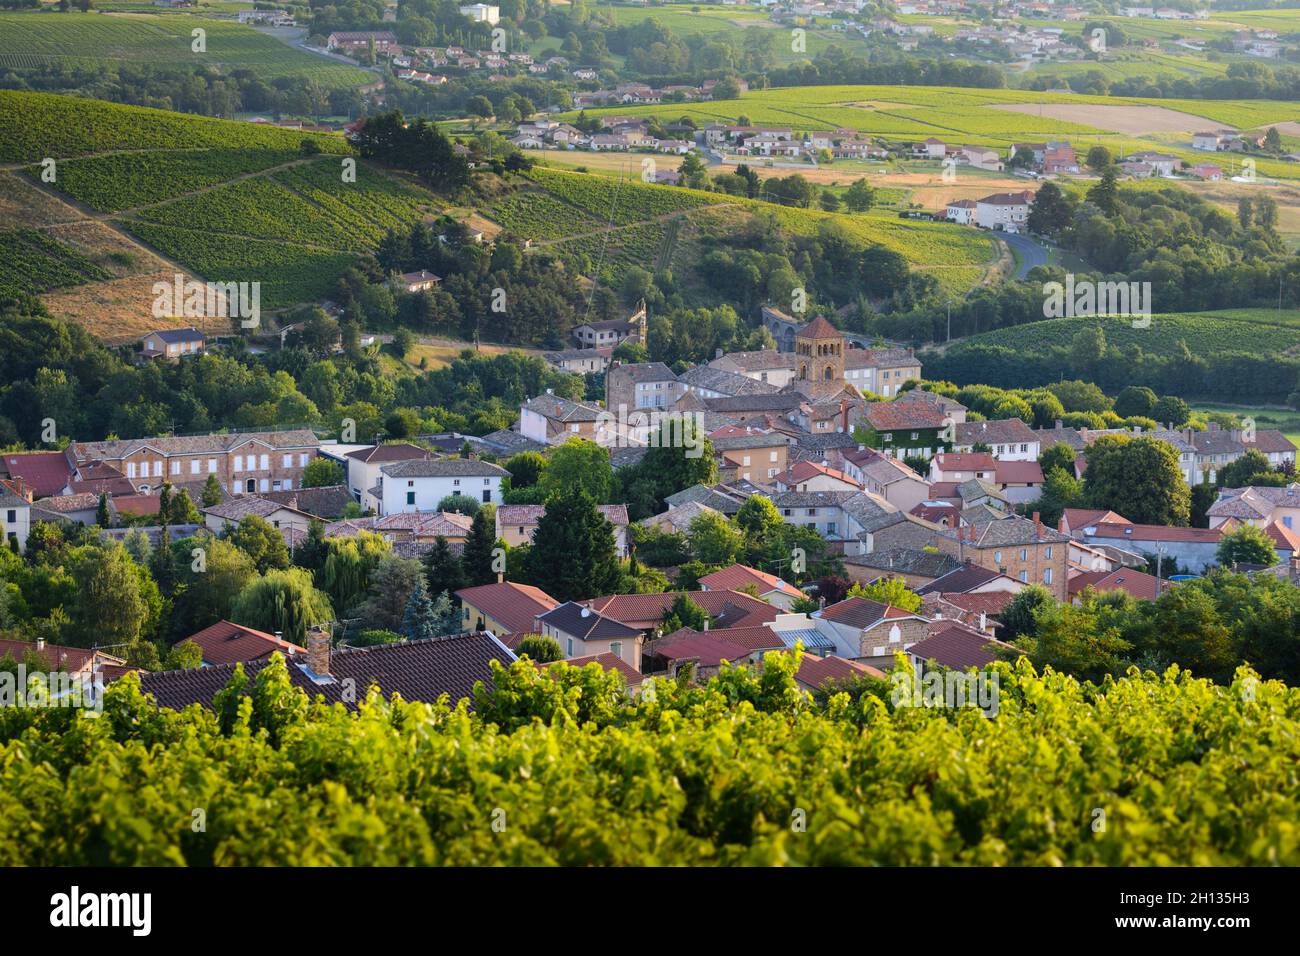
(0, 229, 112, 300)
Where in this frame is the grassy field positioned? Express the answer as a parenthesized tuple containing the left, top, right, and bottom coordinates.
(0, 11, 370, 88)
(1190, 401, 1300, 449)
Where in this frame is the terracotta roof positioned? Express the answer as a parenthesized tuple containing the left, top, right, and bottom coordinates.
(584, 590, 778, 630)
(819, 595, 910, 629)
(381, 459, 510, 479)
(496, 503, 629, 527)
(39, 492, 99, 513)
(1, 451, 72, 498)
(111, 494, 162, 516)
(182, 620, 304, 665)
(933, 453, 996, 472)
(74, 429, 319, 462)
(795, 654, 885, 688)
(0, 638, 120, 674)
(916, 563, 1006, 595)
(260, 485, 355, 518)
(1061, 508, 1129, 531)
(796, 315, 842, 340)
(779, 460, 862, 488)
(864, 401, 947, 431)
(954, 418, 1038, 448)
(344, 443, 436, 464)
(1073, 568, 1165, 602)
(456, 581, 559, 634)
(539, 653, 645, 686)
(698, 563, 802, 598)
(650, 631, 752, 666)
(994, 460, 1044, 484)
(658, 624, 785, 654)
(137, 633, 513, 711)
(938, 590, 1014, 617)
(908, 624, 1011, 669)
(1082, 523, 1223, 544)
(1264, 520, 1300, 553)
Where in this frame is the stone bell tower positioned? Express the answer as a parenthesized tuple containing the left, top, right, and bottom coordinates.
(794, 315, 844, 386)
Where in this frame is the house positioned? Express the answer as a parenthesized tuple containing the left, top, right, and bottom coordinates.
(913, 137, 946, 159)
(582, 590, 779, 636)
(974, 191, 1033, 233)
(376, 458, 509, 514)
(842, 447, 930, 513)
(932, 513, 1070, 600)
(993, 459, 1044, 504)
(180, 620, 305, 666)
(793, 654, 886, 693)
(338, 443, 437, 510)
(398, 270, 441, 292)
(497, 503, 630, 556)
(326, 31, 400, 54)
(1069, 568, 1166, 603)
(710, 427, 791, 484)
(0, 451, 74, 498)
(709, 350, 798, 388)
(961, 145, 1003, 171)
(1042, 145, 1078, 174)
(1192, 163, 1223, 181)
(536, 602, 644, 669)
(1067, 518, 1223, 574)
(201, 495, 315, 539)
(545, 348, 612, 376)
(860, 400, 950, 460)
(139, 327, 205, 361)
(929, 453, 997, 483)
(915, 561, 1026, 597)
(953, 418, 1040, 461)
(137, 629, 514, 711)
(0, 485, 31, 553)
(572, 306, 646, 348)
(0, 637, 125, 678)
(698, 563, 804, 610)
(841, 548, 964, 590)
(1193, 131, 1231, 151)
(775, 460, 862, 494)
(605, 362, 683, 414)
(1119, 160, 1154, 179)
(538, 653, 646, 692)
(644, 630, 758, 680)
(814, 596, 930, 661)
(72, 430, 320, 497)
(457, 581, 559, 635)
(519, 394, 609, 447)
(31, 492, 101, 525)
(907, 623, 1013, 671)
(844, 347, 922, 397)
(1207, 483, 1300, 531)
(459, 3, 500, 24)
(1127, 152, 1178, 177)
(946, 198, 976, 225)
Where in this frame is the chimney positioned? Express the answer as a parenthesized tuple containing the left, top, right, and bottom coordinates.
(306, 625, 331, 677)
(979, 611, 987, 632)
(702, 618, 709, 631)
(1054, 420, 1063, 430)
(1033, 511, 1042, 540)
(36, 637, 45, 652)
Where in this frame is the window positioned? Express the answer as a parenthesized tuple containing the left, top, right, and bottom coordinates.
(153, 461, 162, 477)
(994, 551, 1002, 564)
(273, 480, 282, 491)
(1286, 517, 1294, 530)
(484, 479, 490, 485)
(5, 510, 14, 524)
(742, 455, 751, 466)
(1018, 571, 1028, 582)
(1019, 548, 1027, 561)
(191, 460, 200, 475)
(233, 456, 242, 472)
(299, 454, 309, 467)
(453, 479, 460, 487)
(911, 432, 918, 440)
(283, 455, 292, 468)
(482, 489, 491, 503)
(1045, 546, 1053, 559)
(407, 492, 416, 505)
(609, 641, 622, 660)
(127, 463, 137, 478)
(826, 522, 837, 536)
(259, 455, 269, 470)
(1043, 568, 1053, 585)
(170, 461, 180, 476)
(566, 639, 574, 656)
(770, 451, 778, 462)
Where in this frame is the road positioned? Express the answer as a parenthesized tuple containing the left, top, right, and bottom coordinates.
(1001, 233, 1049, 279)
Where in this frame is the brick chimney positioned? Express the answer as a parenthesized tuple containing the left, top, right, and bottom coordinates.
(1033, 511, 1042, 540)
(305, 625, 331, 677)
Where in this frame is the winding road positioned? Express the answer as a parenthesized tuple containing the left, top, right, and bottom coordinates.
(1001, 232, 1049, 279)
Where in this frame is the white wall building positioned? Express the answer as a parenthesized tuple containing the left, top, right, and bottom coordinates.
(459, 3, 500, 25)
(376, 459, 509, 515)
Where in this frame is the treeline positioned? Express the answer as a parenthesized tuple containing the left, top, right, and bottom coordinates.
(767, 49, 1006, 90)
(0, 62, 356, 119)
(353, 110, 471, 192)
(1027, 60, 1300, 100)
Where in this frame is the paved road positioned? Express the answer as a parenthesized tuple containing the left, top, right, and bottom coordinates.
(1002, 233, 1049, 279)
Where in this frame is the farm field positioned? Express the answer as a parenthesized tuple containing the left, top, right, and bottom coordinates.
(596, 3, 846, 61)
(0, 90, 347, 162)
(0, 228, 112, 300)
(0, 11, 370, 88)
(946, 309, 1300, 360)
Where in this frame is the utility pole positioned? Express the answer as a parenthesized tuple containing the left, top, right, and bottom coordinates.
(1155, 545, 1165, 598)
(946, 300, 953, 343)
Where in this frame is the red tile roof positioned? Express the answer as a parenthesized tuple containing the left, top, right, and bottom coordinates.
(797, 315, 842, 340)
(183, 620, 304, 666)
(933, 453, 996, 472)
(584, 590, 778, 630)
(1, 451, 71, 498)
(541, 653, 646, 686)
(994, 460, 1044, 484)
(112, 494, 162, 516)
(864, 401, 948, 431)
(795, 654, 885, 688)
(818, 595, 916, 629)
(938, 591, 1014, 617)
(1074, 568, 1166, 602)
(0, 638, 104, 674)
(698, 563, 802, 599)
(1084, 523, 1223, 544)
(908, 624, 1012, 669)
(651, 631, 752, 666)
(1264, 520, 1300, 553)
(456, 581, 560, 634)
(779, 460, 862, 488)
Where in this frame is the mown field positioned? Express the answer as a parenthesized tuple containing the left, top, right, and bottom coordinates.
(0, 11, 370, 88)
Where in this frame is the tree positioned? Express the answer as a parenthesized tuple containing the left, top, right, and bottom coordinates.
(1264, 126, 1282, 152)
(516, 634, 563, 662)
(95, 493, 111, 528)
(678, 150, 708, 189)
(424, 535, 466, 598)
(1150, 395, 1191, 428)
(505, 451, 547, 490)
(400, 577, 444, 641)
(524, 487, 621, 602)
(303, 457, 345, 488)
(1218, 449, 1274, 489)
(1113, 385, 1157, 419)
(661, 593, 710, 633)
(688, 511, 745, 566)
(1085, 145, 1112, 172)
(1086, 164, 1119, 215)
(201, 473, 223, 506)
(466, 95, 494, 121)
(847, 576, 921, 612)
(222, 514, 291, 574)
(1039, 441, 1077, 478)
(1026, 181, 1072, 235)
(735, 494, 782, 550)
(1083, 435, 1190, 526)
(355, 556, 426, 633)
(163, 640, 203, 671)
(68, 543, 146, 649)
(999, 584, 1054, 641)
(1012, 600, 1131, 684)
(1217, 524, 1277, 568)
(170, 534, 257, 639)
(393, 327, 416, 358)
(230, 568, 334, 646)
(462, 506, 499, 587)
(843, 178, 877, 214)
(710, 76, 741, 100)
(541, 438, 614, 502)
(437, 493, 481, 516)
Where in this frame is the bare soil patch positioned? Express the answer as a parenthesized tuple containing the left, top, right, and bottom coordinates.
(989, 102, 1221, 134)
(41, 269, 202, 345)
(0, 172, 82, 227)
(44, 220, 168, 278)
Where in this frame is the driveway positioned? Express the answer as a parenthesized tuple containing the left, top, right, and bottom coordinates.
(1001, 233, 1049, 279)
